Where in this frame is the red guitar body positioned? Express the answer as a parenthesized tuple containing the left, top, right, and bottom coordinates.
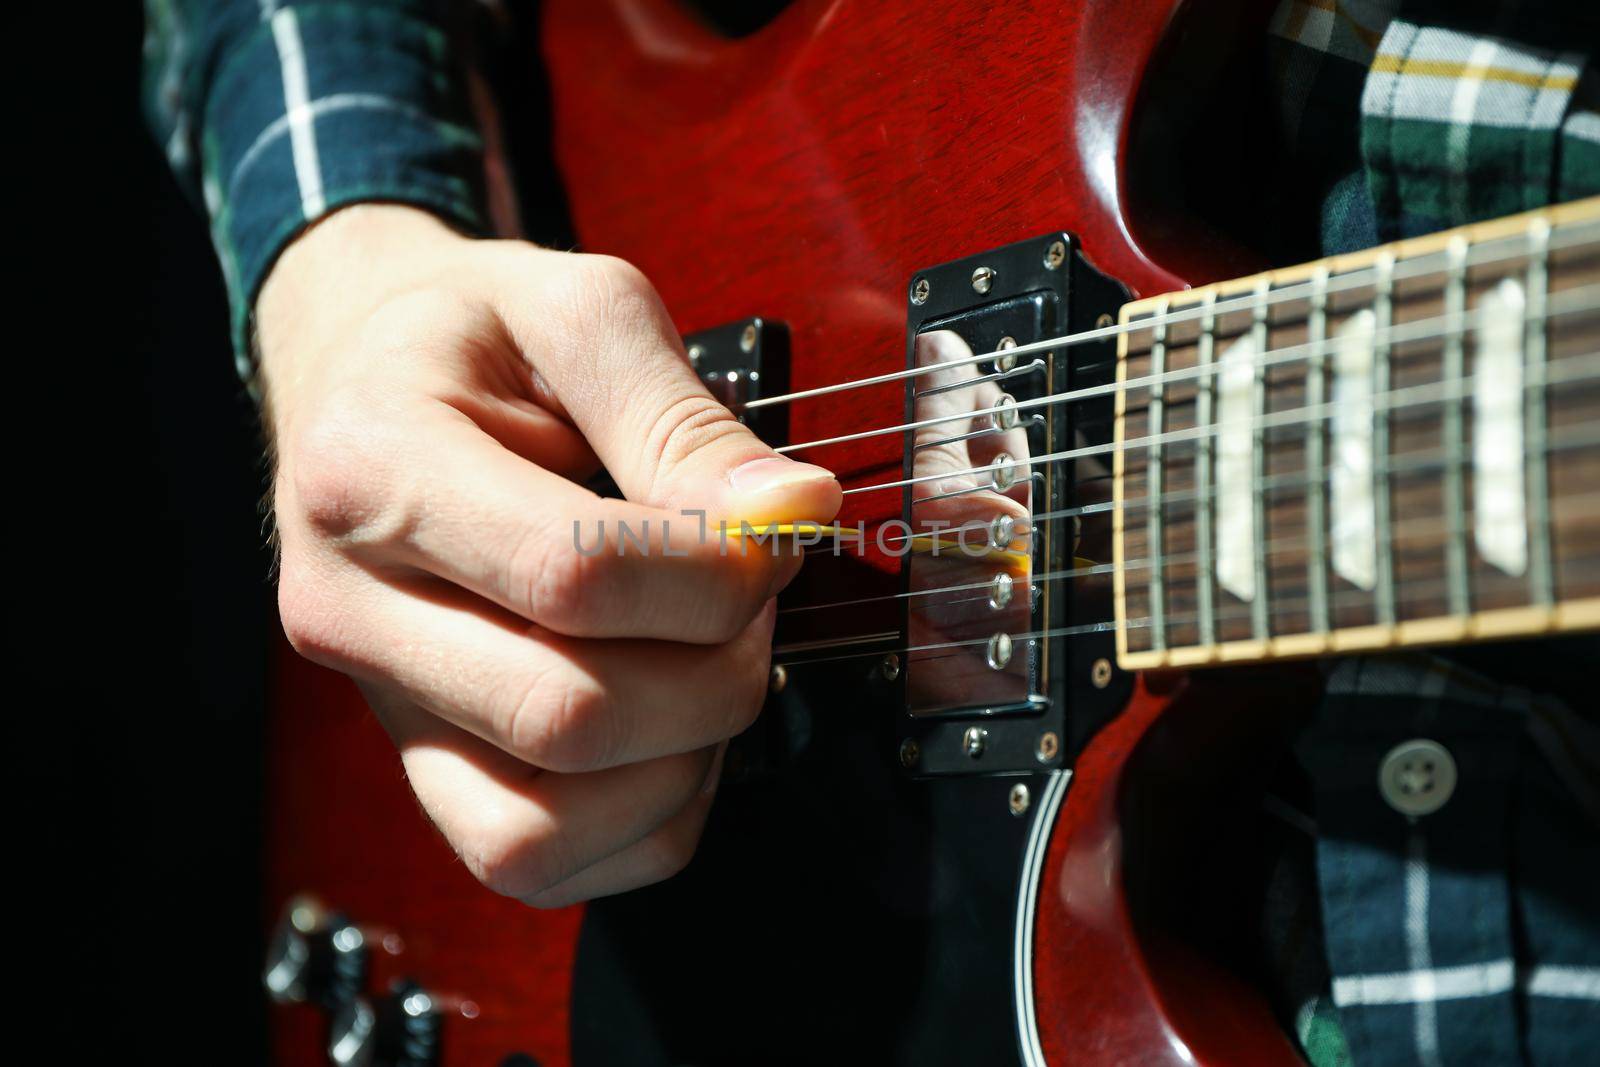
(266, 1, 1318, 1063)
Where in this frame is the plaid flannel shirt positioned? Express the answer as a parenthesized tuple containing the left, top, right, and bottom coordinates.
(141, 0, 490, 380)
(143, 3, 1599, 1065)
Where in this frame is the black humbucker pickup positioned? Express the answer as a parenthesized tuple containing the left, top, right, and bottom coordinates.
(895, 233, 1133, 777)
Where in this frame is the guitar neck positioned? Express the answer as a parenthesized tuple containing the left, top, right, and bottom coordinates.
(1112, 197, 1600, 670)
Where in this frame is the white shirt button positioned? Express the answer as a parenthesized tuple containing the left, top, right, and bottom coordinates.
(1379, 738, 1457, 816)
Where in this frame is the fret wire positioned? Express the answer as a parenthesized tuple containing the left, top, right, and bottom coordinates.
(1147, 299, 1169, 651)
(1195, 292, 1218, 647)
(1525, 220, 1554, 605)
(1305, 267, 1330, 634)
(1076, 418, 1600, 533)
(1250, 279, 1271, 641)
(1372, 254, 1397, 627)
(1443, 238, 1471, 616)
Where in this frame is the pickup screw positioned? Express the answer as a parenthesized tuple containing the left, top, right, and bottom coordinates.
(1036, 731, 1060, 763)
(989, 572, 1014, 610)
(963, 726, 988, 758)
(911, 277, 931, 305)
(991, 452, 1018, 491)
(1095, 313, 1114, 330)
(880, 653, 901, 681)
(993, 393, 1019, 430)
(899, 738, 920, 767)
(971, 266, 996, 294)
(769, 664, 788, 693)
(990, 513, 1016, 548)
(740, 323, 758, 352)
(1044, 240, 1067, 270)
(1091, 658, 1112, 688)
(687, 344, 705, 368)
(994, 336, 1018, 372)
(1009, 782, 1032, 816)
(986, 632, 1013, 671)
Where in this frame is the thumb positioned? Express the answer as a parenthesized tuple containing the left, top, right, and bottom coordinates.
(500, 252, 841, 525)
(648, 428, 842, 527)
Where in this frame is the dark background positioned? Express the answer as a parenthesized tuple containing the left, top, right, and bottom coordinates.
(65, 7, 274, 1057)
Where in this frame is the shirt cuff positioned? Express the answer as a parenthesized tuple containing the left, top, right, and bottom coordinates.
(200, 3, 490, 379)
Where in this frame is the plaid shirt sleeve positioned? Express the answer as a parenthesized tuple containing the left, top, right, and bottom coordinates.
(1268, 0, 1600, 252)
(142, 0, 490, 379)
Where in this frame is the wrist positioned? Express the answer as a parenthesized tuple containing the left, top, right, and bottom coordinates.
(256, 204, 473, 429)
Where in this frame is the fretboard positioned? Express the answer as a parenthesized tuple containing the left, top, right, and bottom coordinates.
(1113, 197, 1600, 669)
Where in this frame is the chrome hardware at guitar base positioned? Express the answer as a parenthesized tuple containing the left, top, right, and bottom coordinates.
(263, 895, 368, 1010)
(328, 979, 445, 1067)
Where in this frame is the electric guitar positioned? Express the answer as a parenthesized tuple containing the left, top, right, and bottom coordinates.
(260, 1, 1600, 1063)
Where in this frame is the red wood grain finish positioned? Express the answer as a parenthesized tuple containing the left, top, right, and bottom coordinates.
(267, 1, 1295, 1063)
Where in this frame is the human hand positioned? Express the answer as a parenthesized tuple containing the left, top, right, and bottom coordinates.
(257, 204, 840, 906)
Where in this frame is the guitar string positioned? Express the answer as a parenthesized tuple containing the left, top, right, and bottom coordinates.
(775, 282, 1600, 457)
(805, 402, 1600, 558)
(781, 422, 1600, 613)
(771, 528, 1600, 669)
(775, 553, 1600, 667)
(742, 216, 1600, 415)
(774, 429, 1600, 619)
(835, 343, 1600, 498)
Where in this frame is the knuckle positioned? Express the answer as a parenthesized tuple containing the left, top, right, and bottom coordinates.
(504, 665, 617, 773)
(559, 254, 656, 329)
(456, 807, 564, 901)
(511, 523, 574, 615)
(275, 565, 345, 666)
(285, 387, 401, 543)
(582, 253, 653, 305)
(640, 393, 749, 496)
(515, 529, 611, 634)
